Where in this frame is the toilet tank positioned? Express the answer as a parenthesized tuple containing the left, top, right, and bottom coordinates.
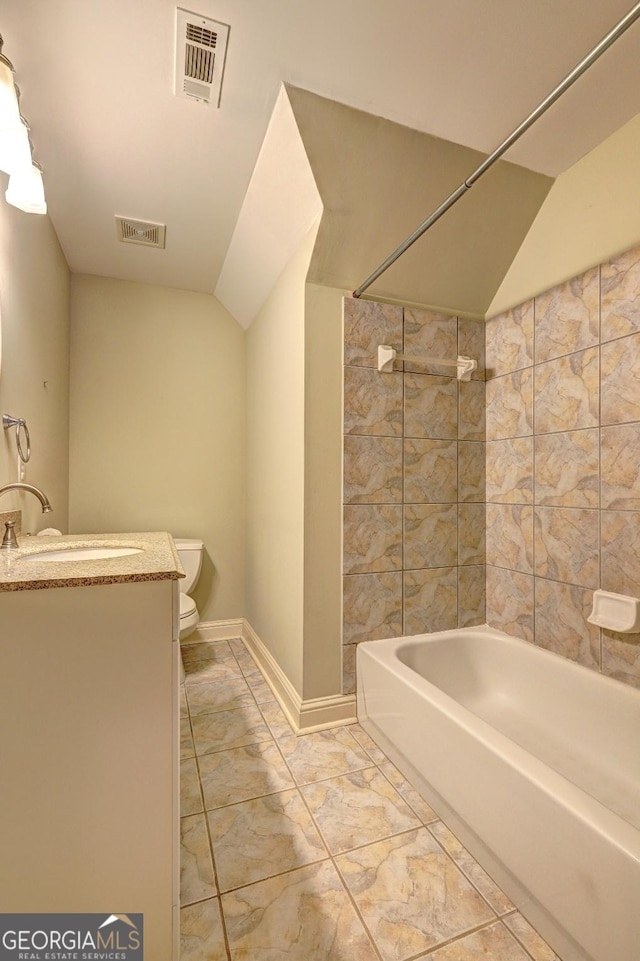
(173, 538, 203, 594)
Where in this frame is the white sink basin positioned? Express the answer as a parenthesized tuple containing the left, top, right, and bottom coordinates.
(22, 546, 143, 563)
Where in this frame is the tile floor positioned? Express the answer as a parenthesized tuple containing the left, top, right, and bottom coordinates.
(179, 630, 561, 961)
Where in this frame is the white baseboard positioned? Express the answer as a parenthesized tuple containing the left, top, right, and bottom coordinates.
(185, 619, 245, 642)
(241, 619, 357, 735)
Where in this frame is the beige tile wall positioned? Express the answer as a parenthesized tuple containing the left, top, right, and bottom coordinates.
(342, 300, 486, 694)
(486, 245, 640, 689)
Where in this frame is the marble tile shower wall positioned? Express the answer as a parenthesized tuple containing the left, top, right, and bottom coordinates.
(342, 299, 486, 694)
(485, 243, 640, 689)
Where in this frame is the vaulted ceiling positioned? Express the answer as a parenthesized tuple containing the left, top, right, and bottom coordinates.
(2, 0, 640, 317)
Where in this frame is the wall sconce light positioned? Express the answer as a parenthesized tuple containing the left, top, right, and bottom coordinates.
(0, 35, 47, 215)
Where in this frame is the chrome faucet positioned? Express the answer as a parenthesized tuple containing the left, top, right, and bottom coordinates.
(0, 483, 53, 549)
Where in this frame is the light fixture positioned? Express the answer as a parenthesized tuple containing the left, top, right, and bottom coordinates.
(0, 36, 20, 133)
(0, 115, 32, 176)
(0, 35, 47, 214)
(6, 158, 46, 215)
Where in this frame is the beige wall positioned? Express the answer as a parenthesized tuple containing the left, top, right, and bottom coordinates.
(245, 223, 319, 696)
(302, 283, 344, 699)
(0, 197, 70, 533)
(69, 276, 245, 622)
(488, 111, 640, 318)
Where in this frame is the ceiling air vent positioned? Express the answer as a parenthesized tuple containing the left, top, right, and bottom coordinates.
(175, 7, 230, 106)
(116, 217, 166, 249)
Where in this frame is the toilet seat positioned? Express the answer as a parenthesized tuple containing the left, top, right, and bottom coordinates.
(180, 594, 197, 620)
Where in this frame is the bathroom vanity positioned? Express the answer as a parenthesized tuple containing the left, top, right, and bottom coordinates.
(0, 532, 183, 961)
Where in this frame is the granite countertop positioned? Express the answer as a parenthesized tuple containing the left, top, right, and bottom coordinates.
(0, 531, 184, 592)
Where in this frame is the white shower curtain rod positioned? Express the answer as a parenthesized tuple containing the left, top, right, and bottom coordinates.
(353, 1, 640, 299)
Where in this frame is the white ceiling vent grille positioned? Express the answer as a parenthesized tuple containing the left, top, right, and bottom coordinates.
(116, 217, 166, 249)
(175, 8, 230, 106)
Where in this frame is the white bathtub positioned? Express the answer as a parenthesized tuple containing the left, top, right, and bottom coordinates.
(356, 626, 640, 961)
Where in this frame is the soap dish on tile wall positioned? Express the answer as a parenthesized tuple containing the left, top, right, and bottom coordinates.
(587, 589, 640, 633)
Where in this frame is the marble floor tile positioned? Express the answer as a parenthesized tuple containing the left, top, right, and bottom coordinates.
(181, 640, 236, 667)
(186, 677, 254, 717)
(503, 913, 561, 961)
(208, 789, 326, 892)
(301, 767, 421, 854)
(428, 821, 514, 915)
(336, 828, 495, 961)
(377, 760, 439, 823)
(228, 637, 246, 655)
(243, 674, 277, 703)
(419, 920, 531, 960)
(184, 658, 245, 685)
(348, 723, 388, 764)
(277, 728, 372, 785)
(180, 684, 188, 718)
(181, 717, 195, 759)
(199, 741, 295, 810)
(235, 651, 262, 677)
(180, 757, 203, 816)
(180, 813, 217, 906)
(181, 652, 560, 961)
(257, 699, 296, 739)
(180, 898, 228, 961)
(221, 860, 379, 961)
(191, 704, 272, 756)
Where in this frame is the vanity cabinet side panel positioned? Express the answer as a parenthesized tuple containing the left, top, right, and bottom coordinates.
(0, 579, 176, 961)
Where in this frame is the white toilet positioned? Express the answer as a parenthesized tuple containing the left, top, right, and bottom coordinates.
(173, 537, 204, 640)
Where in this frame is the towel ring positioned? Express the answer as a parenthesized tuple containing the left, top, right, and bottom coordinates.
(2, 414, 31, 464)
